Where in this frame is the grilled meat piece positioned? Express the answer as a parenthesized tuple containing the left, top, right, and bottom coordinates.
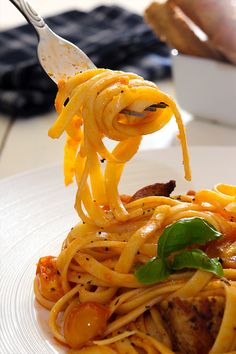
(159, 296, 224, 354)
(130, 180, 176, 202)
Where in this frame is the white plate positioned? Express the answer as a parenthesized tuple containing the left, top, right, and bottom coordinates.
(172, 53, 236, 126)
(1, 146, 236, 354)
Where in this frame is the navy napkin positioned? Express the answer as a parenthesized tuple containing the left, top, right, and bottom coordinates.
(0, 5, 171, 118)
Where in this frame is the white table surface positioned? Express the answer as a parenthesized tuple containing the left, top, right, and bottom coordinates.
(0, 0, 236, 180)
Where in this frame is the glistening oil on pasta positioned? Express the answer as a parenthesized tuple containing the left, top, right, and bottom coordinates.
(34, 69, 236, 354)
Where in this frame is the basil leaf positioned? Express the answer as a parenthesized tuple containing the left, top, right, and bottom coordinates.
(134, 218, 223, 285)
(158, 217, 222, 259)
(172, 249, 224, 277)
(135, 257, 170, 285)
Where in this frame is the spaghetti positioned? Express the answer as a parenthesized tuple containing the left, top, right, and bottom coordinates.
(34, 69, 236, 354)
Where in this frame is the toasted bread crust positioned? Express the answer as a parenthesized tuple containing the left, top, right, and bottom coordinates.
(171, 0, 236, 64)
(145, 1, 222, 60)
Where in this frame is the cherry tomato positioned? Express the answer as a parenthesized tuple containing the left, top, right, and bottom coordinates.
(64, 302, 109, 349)
(36, 256, 63, 302)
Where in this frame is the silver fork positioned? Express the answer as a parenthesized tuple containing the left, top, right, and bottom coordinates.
(9, 0, 168, 117)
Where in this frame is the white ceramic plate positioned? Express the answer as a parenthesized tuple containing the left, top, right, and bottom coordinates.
(1, 146, 236, 354)
(172, 53, 236, 126)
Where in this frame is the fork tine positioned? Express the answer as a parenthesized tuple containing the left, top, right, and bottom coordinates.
(121, 102, 169, 117)
(10, 0, 169, 118)
(144, 106, 157, 112)
(144, 102, 169, 111)
(121, 109, 146, 118)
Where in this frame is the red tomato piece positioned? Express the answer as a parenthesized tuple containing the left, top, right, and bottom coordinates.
(36, 256, 64, 302)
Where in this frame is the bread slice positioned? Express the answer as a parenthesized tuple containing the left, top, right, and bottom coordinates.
(145, 1, 223, 60)
(172, 0, 236, 64)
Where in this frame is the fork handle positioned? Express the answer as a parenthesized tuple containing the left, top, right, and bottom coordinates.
(9, 0, 45, 35)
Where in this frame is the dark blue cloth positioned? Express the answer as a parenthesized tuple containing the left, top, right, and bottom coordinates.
(0, 5, 171, 118)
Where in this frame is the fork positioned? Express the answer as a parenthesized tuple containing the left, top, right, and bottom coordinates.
(9, 0, 167, 117)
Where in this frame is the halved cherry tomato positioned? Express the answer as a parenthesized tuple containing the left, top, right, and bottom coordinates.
(64, 302, 109, 349)
(36, 256, 63, 302)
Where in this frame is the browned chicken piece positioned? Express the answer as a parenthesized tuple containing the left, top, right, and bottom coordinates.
(159, 296, 225, 354)
(171, 0, 236, 64)
(145, 1, 222, 60)
(130, 180, 176, 202)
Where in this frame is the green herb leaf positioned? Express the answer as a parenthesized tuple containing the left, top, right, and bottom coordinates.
(171, 249, 224, 277)
(158, 217, 222, 259)
(134, 257, 170, 285)
(135, 218, 223, 285)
